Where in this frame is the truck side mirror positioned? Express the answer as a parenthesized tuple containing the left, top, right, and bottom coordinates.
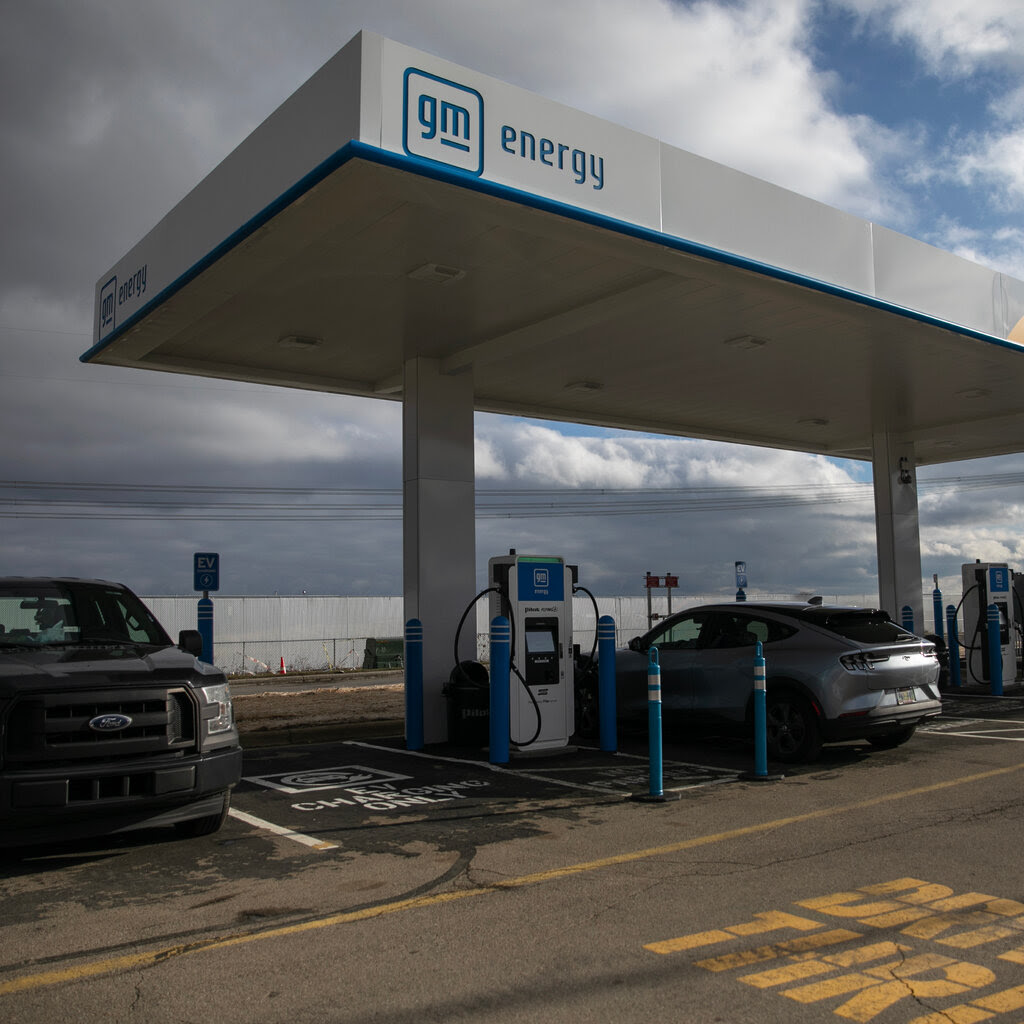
(179, 630, 203, 657)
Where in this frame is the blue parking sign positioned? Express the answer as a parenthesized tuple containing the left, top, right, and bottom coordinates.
(193, 552, 220, 592)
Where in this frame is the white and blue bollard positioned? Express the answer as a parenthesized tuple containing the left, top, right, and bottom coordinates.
(741, 642, 784, 781)
(945, 605, 961, 689)
(753, 641, 767, 774)
(647, 646, 663, 798)
(489, 615, 511, 764)
(987, 604, 1003, 696)
(597, 615, 617, 753)
(901, 605, 915, 633)
(629, 646, 680, 803)
(404, 618, 424, 750)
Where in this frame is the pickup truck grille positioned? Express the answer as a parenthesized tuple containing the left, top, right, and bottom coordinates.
(4, 687, 198, 766)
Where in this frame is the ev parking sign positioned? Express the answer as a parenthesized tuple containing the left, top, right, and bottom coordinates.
(193, 552, 220, 592)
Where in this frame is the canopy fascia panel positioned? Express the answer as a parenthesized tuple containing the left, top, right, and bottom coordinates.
(87, 31, 1024, 467)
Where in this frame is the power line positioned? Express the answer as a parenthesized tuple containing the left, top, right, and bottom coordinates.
(0, 471, 1020, 522)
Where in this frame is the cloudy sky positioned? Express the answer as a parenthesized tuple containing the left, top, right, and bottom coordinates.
(3, 0, 1024, 612)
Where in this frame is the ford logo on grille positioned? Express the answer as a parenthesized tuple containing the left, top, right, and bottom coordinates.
(88, 713, 133, 732)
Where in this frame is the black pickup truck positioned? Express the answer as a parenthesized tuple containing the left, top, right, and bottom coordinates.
(0, 577, 243, 847)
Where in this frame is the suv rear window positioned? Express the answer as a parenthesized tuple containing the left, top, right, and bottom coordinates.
(809, 610, 914, 644)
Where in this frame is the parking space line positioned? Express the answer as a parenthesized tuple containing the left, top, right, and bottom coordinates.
(343, 740, 625, 794)
(343, 740, 737, 795)
(925, 730, 1024, 743)
(228, 807, 338, 850)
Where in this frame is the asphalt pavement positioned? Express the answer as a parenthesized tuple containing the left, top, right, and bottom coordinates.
(4, 686, 1024, 1023)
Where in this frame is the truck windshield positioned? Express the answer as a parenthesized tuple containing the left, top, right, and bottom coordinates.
(0, 582, 171, 647)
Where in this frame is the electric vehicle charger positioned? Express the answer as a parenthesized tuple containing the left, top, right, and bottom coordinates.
(448, 554, 591, 752)
(956, 563, 1023, 686)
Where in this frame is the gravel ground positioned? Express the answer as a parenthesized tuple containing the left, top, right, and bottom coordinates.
(232, 682, 404, 735)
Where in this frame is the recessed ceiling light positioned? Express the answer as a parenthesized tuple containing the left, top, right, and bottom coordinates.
(278, 335, 323, 350)
(563, 380, 603, 393)
(408, 263, 466, 285)
(797, 417, 830, 427)
(723, 334, 769, 350)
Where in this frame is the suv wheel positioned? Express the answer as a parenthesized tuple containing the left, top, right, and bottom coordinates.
(766, 693, 822, 763)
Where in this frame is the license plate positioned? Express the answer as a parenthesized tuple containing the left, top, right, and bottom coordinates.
(895, 687, 916, 705)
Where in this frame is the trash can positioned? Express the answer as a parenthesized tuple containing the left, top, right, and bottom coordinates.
(444, 661, 490, 746)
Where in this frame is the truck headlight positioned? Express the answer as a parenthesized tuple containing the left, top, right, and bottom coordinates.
(200, 683, 234, 734)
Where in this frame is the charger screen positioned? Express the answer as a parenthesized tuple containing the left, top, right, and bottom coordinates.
(525, 630, 555, 653)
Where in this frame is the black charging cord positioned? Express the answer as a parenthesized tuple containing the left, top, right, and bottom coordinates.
(450, 584, 543, 747)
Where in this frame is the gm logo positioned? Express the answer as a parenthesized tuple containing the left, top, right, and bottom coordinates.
(99, 275, 117, 336)
(403, 68, 483, 176)
(533, 568, 550, 589)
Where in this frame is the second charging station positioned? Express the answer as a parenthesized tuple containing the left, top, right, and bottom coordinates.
(488, 553, 575, 752)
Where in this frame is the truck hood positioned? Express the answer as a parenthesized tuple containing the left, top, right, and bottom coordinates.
(0, 644, 221, 695)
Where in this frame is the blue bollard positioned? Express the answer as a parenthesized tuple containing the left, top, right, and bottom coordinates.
(901, 605, 914, 633)
(945, 605, 961, 689)
(647, 647, 663, 798)
(987, 604, 1003, 696)
(597, 615, 617, 752)
(753, 641, 767, 776)
(197, 596, 214, 665)
(932, 585, 944, 642)
(741, 642, 783, 781)
(404, 618, 424, 751)
(489, 616, 511, 764)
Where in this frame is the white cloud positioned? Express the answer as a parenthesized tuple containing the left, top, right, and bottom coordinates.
(954, 128, 1024, 205)
(931, 219, 1024, 280)
(838, 0, 1024, 75)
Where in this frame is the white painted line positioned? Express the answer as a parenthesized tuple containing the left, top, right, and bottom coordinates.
(344, 740, 624, 794)
(228, 807, 338, 850)
(343, 740, 736, 795)
(921, 729, 1024, 743)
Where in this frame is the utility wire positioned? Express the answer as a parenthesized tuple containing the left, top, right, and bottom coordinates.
(0, 473, 1020, 522)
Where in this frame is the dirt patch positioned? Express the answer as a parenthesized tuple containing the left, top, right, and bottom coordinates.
(233, 684, 404, 734)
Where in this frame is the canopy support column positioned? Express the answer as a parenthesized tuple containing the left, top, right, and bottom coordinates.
(403, 357, 476, 743)
(872, 432, 924, 630)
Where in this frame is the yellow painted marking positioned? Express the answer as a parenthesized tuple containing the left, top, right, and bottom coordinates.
(643, 929, 733, 954)
(4, 758, 1024, 997)
(739, 957, 837, 988)
(908, 1008, 994, 1024)
(973, 982, 1024, 1012)
(696, 929, 862, 972)
(727, 910, 823, 936)
(827, 941, 911, 967)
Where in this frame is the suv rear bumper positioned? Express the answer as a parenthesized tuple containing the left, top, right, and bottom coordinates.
(823, 702, 942, 742)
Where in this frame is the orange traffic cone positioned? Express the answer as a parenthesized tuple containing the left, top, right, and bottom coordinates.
(279, 656, 286, 674)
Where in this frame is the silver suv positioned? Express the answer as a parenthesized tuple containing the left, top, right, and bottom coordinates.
(578, 602, 941, 762)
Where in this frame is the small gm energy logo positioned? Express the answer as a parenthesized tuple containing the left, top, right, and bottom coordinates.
(99, 275, 117, 336)
(403, 68, 483, 176)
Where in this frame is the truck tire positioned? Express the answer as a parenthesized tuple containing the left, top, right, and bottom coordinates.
(175, 792, 230, 838)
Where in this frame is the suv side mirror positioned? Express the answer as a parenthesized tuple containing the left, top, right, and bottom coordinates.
(179, 630, 203, 657)
(627, 636, 644, 652)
